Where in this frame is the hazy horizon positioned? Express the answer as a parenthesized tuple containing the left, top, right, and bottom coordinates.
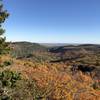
(6, 40, 100, 45)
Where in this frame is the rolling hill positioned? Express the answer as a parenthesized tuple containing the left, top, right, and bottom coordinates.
(9, 42, 47, 58)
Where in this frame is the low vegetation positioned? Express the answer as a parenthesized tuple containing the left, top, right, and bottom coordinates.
(0, 0, 100, 99)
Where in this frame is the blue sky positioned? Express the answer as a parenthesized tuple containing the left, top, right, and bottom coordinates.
(3, 0, 100, 43)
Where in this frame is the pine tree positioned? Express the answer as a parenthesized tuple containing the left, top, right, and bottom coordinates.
(0, 0, 9, 55)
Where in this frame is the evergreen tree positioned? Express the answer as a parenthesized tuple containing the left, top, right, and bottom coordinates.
(0, 0, 9, 55)
(0, 1, 17, 99)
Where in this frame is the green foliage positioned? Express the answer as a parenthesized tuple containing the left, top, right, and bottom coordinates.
(0, 1, 22, 100)
(0, 0, 9, 55)
(3, 60, 12, 66)
(0, 60, 12, 68)
(0, 70, 21, 100)
(0, 70, 21, 88)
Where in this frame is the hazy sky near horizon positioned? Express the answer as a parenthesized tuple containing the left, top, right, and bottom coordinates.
(3, 0, 100, 43)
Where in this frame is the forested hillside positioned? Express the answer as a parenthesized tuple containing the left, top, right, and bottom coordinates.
(10, 42, 47, 58)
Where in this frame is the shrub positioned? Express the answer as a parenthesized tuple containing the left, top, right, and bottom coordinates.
(0, 70, 21, 87)
(0, 70, 21, 99)
(3, 60, 12, 66)
(92, 81, 100, 90)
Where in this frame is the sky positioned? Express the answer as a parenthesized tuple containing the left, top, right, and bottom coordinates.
(3, 0, 100, 43)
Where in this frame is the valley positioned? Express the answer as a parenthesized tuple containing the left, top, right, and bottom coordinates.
(1, 42, 99, 99)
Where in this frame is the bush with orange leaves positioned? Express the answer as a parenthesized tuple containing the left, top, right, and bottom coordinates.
(3, 58, 100, 100)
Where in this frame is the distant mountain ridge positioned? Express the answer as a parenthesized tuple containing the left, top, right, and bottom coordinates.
(40, 43, 79, 47)
(49, 43, 100, 52)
